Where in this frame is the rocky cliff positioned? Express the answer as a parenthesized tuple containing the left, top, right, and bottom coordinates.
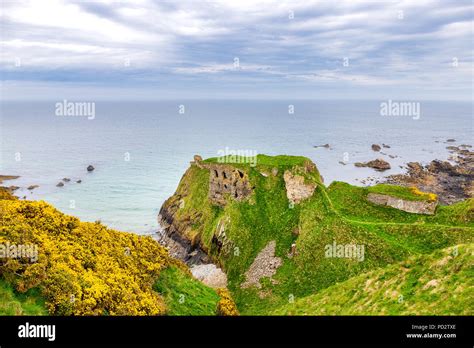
(157, 154, 473, 315)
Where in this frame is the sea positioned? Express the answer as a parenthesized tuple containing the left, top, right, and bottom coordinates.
(1, 100, 472, 234)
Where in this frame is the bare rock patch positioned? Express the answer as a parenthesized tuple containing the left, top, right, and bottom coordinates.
(241, 241, 282, 289)
(283, 171, 316, 204)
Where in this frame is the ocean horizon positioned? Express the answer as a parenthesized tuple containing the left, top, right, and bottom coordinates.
(1, 99, 472, 234)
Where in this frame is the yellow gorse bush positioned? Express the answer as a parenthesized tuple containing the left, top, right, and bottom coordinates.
(216, 288, 239, 316)
(409, 186, 438, 202)
(0, 198, 186, 315)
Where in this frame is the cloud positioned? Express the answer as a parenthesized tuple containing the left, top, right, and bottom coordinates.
(0, 0, 472, 99)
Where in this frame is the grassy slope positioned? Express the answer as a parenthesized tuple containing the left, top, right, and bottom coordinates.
(153, 266, 220, 316)
(0, 278, 47, 315)
(272, 243, 474, 315)
(367, 184, 435, 202)
(165, 155, 474, 315)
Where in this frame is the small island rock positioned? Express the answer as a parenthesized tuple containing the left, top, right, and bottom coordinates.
(371, 144, 381, 151)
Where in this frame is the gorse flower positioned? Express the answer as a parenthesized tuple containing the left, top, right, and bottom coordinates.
(0, 195, 188, 315)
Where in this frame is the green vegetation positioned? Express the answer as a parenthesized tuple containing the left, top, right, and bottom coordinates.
(163, 155, 474, 315)
(328, 181, 473, 226)
(0, 278, 46, 315)
(0, 188, 220, 316)
(368, 184, 436, 202)
(153, 266, 220, 316)
(1, 153, 472, 316)
(272, 243, 474, 315)
(204, 154, 309, 168)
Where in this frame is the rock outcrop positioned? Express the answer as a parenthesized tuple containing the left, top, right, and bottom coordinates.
(241, 241, 282, 289)
(283, 171, 316, 204)
(0, 175, 19, 184)
(157, 191, 207, 260)
(355, 159, 391, 171)
(386, 146, 473, 205)
(372, 144, 381, 152)
(367, 193, 437, 215)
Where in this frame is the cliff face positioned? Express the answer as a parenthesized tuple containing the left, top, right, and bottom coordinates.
(157, 154, 473, 315)
(157, 155, 321, 265)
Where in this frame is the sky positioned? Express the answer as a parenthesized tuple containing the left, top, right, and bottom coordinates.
(0, 0, 473, 100)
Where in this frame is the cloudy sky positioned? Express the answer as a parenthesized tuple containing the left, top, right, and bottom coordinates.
(1, 0, 472, 100)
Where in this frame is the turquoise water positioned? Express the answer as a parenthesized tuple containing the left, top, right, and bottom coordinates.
(1, 100, 472, 233)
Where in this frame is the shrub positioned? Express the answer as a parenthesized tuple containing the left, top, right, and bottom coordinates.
(0, 199, 190, 315)
(216, 288, 239, 316)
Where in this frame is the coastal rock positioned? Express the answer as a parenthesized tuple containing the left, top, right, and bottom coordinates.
(314, 143, 330, 149)
(211, 216, 234, 256)
(193, 154, 203, 162)
(87, 165, 95, 172)
(76, 180, 82, 183)
(62, 178, 71, 182)
(382, 144, 391, 148)
(372, 144, 381, 152)
(0, 175, 20, 184)
(27, 185, 39, 190)
(446, 139, 456, 143)
(354, 159, 391, 171)
(56, 182, 64, 187)
(407, 162, 423, 174)
(367, 193, 437, 215)
(283, 170, 316, 204)
(385, 145, 473, 205)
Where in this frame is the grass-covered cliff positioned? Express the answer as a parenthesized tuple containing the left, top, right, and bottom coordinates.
(159, 154, 474, 315)
(272, 243, 473, 315)
(0, 187, 235, 316)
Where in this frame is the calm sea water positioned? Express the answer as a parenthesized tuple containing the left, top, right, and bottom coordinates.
(1, 100, 472, 234)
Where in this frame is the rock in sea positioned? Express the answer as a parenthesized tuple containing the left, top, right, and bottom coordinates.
(371, 144, 381, 151)
(354, 158, 391, 171)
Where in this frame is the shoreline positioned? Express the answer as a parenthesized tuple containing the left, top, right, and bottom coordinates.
(2, 140, 472, 233)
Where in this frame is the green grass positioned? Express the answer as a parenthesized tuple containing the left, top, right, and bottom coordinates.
(328, 181, 473, 227)
(367, 184, 435, 202)
(163, 154, 474, 315)
(153, 266, 220, 316)
(0, 278, 47, 315)
(203, 154, 309, 168)
(271, 243, 474, 315)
